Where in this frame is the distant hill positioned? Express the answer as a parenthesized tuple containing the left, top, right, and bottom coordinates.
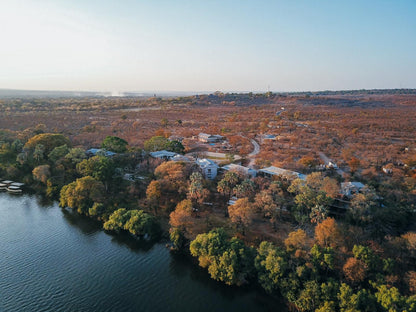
(0, 88, 415, 99)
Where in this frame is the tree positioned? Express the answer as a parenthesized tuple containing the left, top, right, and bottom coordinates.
(65, 148, 86, 164)
(338, 283, 377, 312)
(348, 189, 378, 225)
(288, 173, 336, 224)
(169, 199, 194, 230)
(154, 161, 187, 194)
(343, 257, 367, 284)
(187, 172, 209, 206)
(217, 171, 240, 199)
(314, 217, 342, 248)
(160, 117, 169, 127)
(295, 280, 321, 312)
(166, 140, 185, 154)
(228, 198, 255, 234)
(101, 136, 128, 153)
(170, 227, 187, 251)
(24, 133, 71, 155)
(207, 237, 256, 286)
(77, 155, 116, 191)
(233, 179, 256, 200)
(375, 285, 405, 312)
(146, 180, 161, 214)
(124, 210, 158, 237)
(103, 208, 130, 232)
(190, 229, 255, 286)
(190, 228, 229, 268)
(104, 208, 159, 238)
(285, 229, 308, 253)
(32, 165, 51, 184)
(144, 136, 169, 152)
(255, 241, 288, 293)
(48, 144, 70, 163)
(59, 176, 105, 215)
(33, 144, 45, 162)
(348, 157, 361, 174)
(310, 204, 328, 224)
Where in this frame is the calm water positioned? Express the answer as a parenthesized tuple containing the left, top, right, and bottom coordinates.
(0, 193, 284, 312)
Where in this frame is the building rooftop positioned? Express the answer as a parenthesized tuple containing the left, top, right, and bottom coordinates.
(149, 150, 178, 158)
(259, 166, 306, 180)
(196, 158, 218, 168)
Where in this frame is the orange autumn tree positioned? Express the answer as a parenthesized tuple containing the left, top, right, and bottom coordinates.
(314, 217, 342, 248)
(343, 257, 368, 284)
(228, 198, 255, 235)
(169, 199, 194, 231)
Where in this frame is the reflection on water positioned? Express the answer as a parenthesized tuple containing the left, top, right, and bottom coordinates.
(0, 193, 285, 312)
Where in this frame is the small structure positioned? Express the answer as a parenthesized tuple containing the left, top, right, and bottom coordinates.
(171, 154, 191, 162)
(222, 164, 257, 178)
(198, 133, 224, 143)
(262, 134, 276, 141)
(86, 148, 116, 157)
(168, 135, 184, 142)
(327, 162, 338, 169)
(123, 173, 145, 182)
(196, 158, 218, 180)
(149, 150, 178, 160)
(382, 167, 393, 174)
(0, 180, 14, 190)
(259, 166, 306, 181)
(340, 182, 365, 198)
(7, 185, 22, 194)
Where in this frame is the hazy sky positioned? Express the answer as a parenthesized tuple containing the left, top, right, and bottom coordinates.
(1, 0, 415, 92)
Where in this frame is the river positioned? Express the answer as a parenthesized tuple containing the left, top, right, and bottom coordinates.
(0, 193, 285, 311)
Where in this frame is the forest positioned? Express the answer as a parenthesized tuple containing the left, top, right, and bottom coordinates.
(0, 90, 415, 312)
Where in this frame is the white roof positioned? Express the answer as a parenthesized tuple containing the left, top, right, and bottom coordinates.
(222, 164, 257, 176)
(196, 158, 218, 168)
(150, 150, 178, 158)
(259, 166, 306, 180)
(172, 155, 190, 162)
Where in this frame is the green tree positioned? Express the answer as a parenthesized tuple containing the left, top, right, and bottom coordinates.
(103, 208, 130, 232)
(101, 136, 128, 153)
(65, 148, 87, 164)
(190, 229, 255, 286)
(76, 155, 116, 191)
(295, 280, 321, 312)
(48, 144, 70, 163)
(255, 241, 288, 293)
(59, 176, 105, 215)
(170, 227, 187, 251)
(24, 133, 71, 155)
(33, 144, 45, 162)
(144, 136, 170, 152)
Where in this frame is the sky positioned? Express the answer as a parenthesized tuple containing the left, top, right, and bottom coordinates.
(0, 0, 415, 93)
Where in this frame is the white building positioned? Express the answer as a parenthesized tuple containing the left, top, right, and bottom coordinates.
(196, 158, 219, 180)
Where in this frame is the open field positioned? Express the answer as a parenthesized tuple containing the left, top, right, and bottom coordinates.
(1, 91, 415, 177)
